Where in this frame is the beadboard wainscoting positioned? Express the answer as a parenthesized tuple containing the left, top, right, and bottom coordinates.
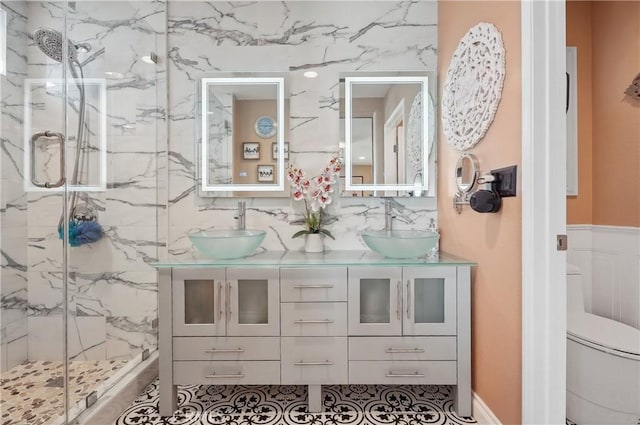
(567, 225, 640, 330)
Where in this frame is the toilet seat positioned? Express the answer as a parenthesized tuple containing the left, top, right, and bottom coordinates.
(568, 313, 640, 358)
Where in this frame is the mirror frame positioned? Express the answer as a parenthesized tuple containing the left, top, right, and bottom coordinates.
(344, 75, 429, 193)
(455, 153, 480, 196)
(200, 76, 285, 192)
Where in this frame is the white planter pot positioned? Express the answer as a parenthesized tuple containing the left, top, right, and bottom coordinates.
(304, 233, 324, 253)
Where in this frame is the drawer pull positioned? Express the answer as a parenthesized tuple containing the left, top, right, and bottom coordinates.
(385, 348, 426, 354)
(205, 372, 245, 379)
(294, 360, 333, 366)
(385, 372, 425, 378)
(204, 348, 245, 353)
(293, 319, 334, 324)
(293, 284, 334, 289)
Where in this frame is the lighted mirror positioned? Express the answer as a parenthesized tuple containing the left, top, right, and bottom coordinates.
(340, 74, 435, 197)
(455, 153, 479, 195)
(200, 76, 286, 194)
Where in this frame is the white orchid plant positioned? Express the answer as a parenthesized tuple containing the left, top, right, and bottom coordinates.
(286, 156, 343, 240)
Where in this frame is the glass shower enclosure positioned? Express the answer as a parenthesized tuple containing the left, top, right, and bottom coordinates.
(0, 1, 164, 423)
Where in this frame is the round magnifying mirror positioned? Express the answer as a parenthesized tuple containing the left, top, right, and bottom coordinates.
(455, 153, 479, 194)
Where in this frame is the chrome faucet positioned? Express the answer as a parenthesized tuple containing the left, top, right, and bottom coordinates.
(383, 198, 395, 231)
(234, 201, 246, 230)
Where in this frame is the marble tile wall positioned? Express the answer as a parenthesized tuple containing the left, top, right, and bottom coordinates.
(2, 1, 166, 367)
(1, 1, 29, 372)
(166, 1, 439, 258)
(2, 0, 438, 369)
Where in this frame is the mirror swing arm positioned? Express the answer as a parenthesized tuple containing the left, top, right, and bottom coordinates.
(200, 76, 286, 193)
(344, 75, 430, 194)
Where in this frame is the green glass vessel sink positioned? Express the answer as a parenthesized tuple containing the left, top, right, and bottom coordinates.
(361, 230, 439, 259)
(188, 229, 266, 259)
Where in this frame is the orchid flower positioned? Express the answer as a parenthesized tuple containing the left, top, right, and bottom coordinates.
(286, 156, 343, 239)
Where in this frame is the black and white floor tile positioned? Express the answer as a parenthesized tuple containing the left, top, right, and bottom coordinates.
(116, 380, 477, 425)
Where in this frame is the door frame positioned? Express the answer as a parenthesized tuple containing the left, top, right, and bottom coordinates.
(521, 1, 567, 424)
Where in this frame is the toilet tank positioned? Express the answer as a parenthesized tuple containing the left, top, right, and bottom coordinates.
(567, 264, 585, 313)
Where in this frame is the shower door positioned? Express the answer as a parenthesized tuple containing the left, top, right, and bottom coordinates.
(1, 2, 72, 424)
(1, 1, 163, 424)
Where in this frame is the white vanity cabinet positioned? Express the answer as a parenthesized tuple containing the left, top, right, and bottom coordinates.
(172, 268, 279, 336)
(347, 266, 462, 389)
(156, 253, 473, 418)
(347, 266, 457, 336)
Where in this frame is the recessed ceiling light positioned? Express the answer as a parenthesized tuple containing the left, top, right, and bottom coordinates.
(303, 71, 318, 79)
(358, 156, 366, 160)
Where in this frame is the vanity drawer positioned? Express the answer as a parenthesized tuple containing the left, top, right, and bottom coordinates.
(349, 361, 457, 385)
(173, 361, 280, 385)
(281, 337, 347, 384)
(173, 337, 280, 361)
(280, 268, 347, 302)
(349, 337, 456, 361)
(281, 303, 347, 336)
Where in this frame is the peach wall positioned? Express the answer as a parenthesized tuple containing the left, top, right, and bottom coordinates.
(591, 1, 640, 226)
(438, 2, 522, 424)
(566, 1, 594, 224)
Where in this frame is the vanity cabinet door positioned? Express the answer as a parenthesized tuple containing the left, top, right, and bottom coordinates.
(402, 267, 457, 336)
(173, 269, 226, 336)
(226, 268, 280, 337)
(348, 267, 402, 336)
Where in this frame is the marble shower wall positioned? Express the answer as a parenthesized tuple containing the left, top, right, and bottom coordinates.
(1, 2, 29, 372)
(1, 1, 167, 366)
(167, 1, 438, 258)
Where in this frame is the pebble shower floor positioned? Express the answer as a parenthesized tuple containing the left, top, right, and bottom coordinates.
(115, 379, 477, 425)
(0, 359, 128, 425)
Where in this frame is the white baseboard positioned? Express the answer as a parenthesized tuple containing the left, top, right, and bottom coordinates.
(473, 392, 502, 425)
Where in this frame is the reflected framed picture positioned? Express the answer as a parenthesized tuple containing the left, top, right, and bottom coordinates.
(272, 142, 289, 160)
(243, 142, 260, 160)
(257, 164, 275, 182)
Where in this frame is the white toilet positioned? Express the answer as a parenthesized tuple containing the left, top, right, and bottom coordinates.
(566, 265, 640, 425)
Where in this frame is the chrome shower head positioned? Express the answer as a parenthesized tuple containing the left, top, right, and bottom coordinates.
(33, 28, 90, 63)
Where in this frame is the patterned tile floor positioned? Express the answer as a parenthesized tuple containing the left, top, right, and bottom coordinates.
(116, 379, 477, 425)
(1, 360, 128, 425)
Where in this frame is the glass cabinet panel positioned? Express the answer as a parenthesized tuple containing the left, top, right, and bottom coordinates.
(184, 279, 216, 324)
(403, 267, 457, 336)
(413, 278, 445, 324)
(348, 267, 402, 336)
(227, 268, 280, 336)
(360, 278, 391, 323)
(173, 269, 226, 336)
(237, 279, 268, 324)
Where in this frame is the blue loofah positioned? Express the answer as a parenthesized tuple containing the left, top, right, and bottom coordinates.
(58, 220, 103, 247)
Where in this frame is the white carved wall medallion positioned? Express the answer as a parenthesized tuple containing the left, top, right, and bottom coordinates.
(442, 22, 506, 151)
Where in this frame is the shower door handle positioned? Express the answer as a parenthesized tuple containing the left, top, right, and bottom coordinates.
(30, 131, 66, 188)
